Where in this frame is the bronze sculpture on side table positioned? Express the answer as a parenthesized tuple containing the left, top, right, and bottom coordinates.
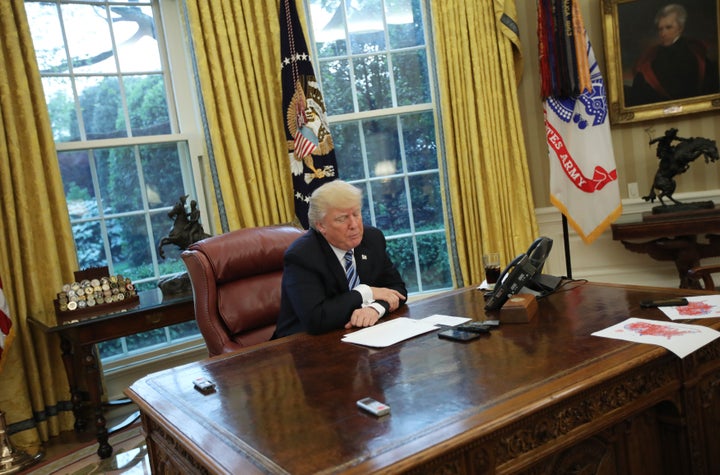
(612, 129, 720, 288)
(157, 195, 211, 295)
(643, 128, 719, 213)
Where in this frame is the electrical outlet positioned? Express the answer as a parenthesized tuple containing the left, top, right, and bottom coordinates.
(628, 182, 639, 199)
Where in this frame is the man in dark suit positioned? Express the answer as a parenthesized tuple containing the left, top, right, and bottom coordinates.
(274, 180, 407, 338)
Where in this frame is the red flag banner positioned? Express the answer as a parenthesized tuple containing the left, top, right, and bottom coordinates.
(539, 0, 621, 244)
(0, 277, 14, 374)
(280, 0, 338, 229)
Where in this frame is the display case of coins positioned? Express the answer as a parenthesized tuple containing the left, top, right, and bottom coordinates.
(54, 266, 139, 322)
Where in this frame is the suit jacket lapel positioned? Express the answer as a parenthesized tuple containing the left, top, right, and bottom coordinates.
(314, 230, 348, 288)
(355, 242, 369, 283)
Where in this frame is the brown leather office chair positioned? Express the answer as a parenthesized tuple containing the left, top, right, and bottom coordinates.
(181, 224, 304, 356)
(687, 264, 720, 291)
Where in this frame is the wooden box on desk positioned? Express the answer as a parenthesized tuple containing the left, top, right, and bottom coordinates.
(498, 294, 538, 323)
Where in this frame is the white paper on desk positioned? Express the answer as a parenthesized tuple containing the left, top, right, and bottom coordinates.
(659, 295, 720, 321)
(477, 280, 495, 291)
(418, 314, 471, 327)
(592, 317, 720, 358)
(342, 317, 438, 348)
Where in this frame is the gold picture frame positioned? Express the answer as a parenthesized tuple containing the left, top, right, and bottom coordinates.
(601, 0, 720, 124)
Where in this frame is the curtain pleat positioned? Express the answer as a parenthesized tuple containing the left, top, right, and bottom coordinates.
(0, 0, 78, 453)
(432, 0, 538, 284)
(184, 0, 295, 230)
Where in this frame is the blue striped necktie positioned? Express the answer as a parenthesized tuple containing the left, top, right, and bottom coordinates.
(344, 250, 360, 289)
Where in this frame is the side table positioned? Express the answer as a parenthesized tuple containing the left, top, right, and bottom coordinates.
(611, 206, 720, 288)
(28, 288, 194, 458)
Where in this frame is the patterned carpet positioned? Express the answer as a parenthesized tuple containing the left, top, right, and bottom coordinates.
(24, 426, 148, 475)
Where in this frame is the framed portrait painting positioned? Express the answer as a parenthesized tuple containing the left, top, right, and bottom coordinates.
(601, 0, 720, 124)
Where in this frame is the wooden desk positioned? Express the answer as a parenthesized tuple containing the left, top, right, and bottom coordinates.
(29, 288, 194, 458)
(126, 282, 720, 474)
(611, 208, 720, 288)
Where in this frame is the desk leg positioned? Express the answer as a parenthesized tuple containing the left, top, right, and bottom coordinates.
(79, 344, 112, 459)
(59, 336, 86, 432)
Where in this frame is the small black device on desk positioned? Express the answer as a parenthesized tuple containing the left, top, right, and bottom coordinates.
(455, 321, 498, 333)
(640, 298, 688, 308)
(438, 328, 481, 341)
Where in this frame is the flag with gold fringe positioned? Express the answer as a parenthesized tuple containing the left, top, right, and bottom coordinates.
(539, 0, 621, 244)
(280, 0, 338, 229)
(0, 276, 14, 374)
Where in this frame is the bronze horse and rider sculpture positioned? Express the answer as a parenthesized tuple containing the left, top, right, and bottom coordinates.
(643, 128, 719, 209)
(158, 195, 210, 259)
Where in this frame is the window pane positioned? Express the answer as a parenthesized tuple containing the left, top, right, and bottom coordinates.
(355, 54, 392, 111)
(59, 150, 97, 217)
(125, 328, 166, 352)
(409, 173, 443, 229)
(169, 321, 200, 340)
(363, 117, 400, 177)
(43, 77, 77, 142)
(347, 0, 385, 54)
(319, 59, 353, 115)
(94, 147, 142, 213)
(387, 0, 425, 48)
(97, 339, 123, 360)
(114, 6, 162, 73)
(78, 77, 127, 140)
(371, 178, 409, 234)
(71, 0, 150, 3)
(332, 122, 365, 180)
(401, 112, 437, 172)
(387, 236, 418, 293)
(393, 49, 430, 105)
(108, 215, 152, 281)
(310, 0, 347, 58)
(417, 232, 452, 290)
(126, 75, 171, 136)
(72, 220, 107, 269)
(62, 3, 117, 74)
(25, 3, 65, 72)
(141, 144, 188, 209)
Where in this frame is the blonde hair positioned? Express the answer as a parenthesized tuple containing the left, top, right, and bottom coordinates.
(308, 180, 362, 229)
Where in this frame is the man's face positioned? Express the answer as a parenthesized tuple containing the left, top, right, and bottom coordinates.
(317, 206, 363, 251)
(657, 13, 682, 46)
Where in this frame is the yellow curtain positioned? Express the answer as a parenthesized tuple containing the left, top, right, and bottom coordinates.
(0, 0, 77, 453)
(184, 0, 295, 230)
(432, 0, 538, 285)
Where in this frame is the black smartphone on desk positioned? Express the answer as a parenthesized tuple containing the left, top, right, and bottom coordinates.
(640, 298, 688, 308)
(438, 329, 481, 342)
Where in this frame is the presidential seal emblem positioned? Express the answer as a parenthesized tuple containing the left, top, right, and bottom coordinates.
(286, 78, 336, 184)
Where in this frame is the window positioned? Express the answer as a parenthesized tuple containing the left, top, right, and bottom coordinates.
(25, 0, 206, 362)
(306, 0, 452, 293)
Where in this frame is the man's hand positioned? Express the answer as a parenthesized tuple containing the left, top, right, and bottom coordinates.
(370, 287, 406, 312)
(345, 307, 381, 329)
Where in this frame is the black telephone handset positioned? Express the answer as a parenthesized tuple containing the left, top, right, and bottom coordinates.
(484, 237, 553, 311)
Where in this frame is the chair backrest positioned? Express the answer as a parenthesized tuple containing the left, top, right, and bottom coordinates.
(181, 224, 303, 356)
